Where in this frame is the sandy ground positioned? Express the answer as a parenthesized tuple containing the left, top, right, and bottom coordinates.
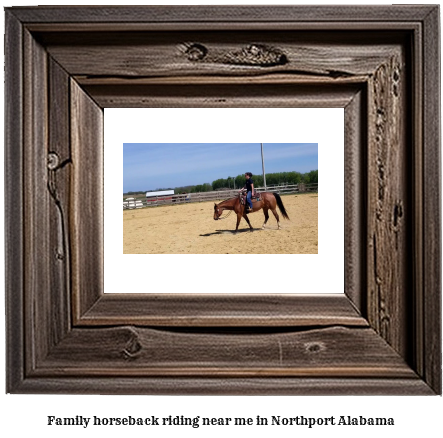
(123, 194, 318, 254)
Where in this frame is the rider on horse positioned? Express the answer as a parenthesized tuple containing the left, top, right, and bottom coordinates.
(240, 172, 254, 213)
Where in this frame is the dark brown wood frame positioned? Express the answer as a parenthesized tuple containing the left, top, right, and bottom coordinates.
(5, 6, 441, 394)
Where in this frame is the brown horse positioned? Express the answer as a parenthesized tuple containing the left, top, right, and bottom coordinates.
(213, 192, 289, 232)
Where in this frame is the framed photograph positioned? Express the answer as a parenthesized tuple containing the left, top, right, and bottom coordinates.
(5, 5, 440, 394)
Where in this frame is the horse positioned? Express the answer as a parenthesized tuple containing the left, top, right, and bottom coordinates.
(213, 192, 289, 232)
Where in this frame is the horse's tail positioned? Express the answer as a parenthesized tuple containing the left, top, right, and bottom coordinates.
(273, 192, 290, 220)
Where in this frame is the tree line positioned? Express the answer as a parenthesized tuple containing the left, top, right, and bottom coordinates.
(175, 170, 318, 194)
(123, 170, 317, 196)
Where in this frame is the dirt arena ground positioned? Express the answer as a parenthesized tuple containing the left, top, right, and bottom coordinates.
(123, 194, 318, 254)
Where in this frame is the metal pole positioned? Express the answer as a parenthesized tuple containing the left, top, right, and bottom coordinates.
(261, 143, 267, 190)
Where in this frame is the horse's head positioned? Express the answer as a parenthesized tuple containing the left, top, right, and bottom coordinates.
(213, 203, 223, 220)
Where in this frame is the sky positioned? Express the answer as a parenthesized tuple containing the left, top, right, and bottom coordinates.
(123, 143, 318, 192)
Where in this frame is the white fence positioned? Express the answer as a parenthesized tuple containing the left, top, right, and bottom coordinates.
(123, 183, 318, 209)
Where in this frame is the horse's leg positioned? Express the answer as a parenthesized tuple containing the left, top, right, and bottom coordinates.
(242, 211, 254, 232)
(271, 208, 281, 229)
(235, 211, 242, 232)
(262, 208, 270, 229)
(233, 200, 243, 232)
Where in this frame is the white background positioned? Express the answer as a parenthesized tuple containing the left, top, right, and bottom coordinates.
(106, 108, 344, 294)
(1, 1, 442, 438)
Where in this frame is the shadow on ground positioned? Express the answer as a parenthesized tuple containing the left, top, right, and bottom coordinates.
(200, 229, 256, 237)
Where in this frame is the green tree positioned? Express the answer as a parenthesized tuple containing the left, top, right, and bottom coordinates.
(212, 178, 226, 191)
(304, 170, 318, 184)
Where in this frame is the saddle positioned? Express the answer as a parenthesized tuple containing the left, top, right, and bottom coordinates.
(239, 191, 262, 206)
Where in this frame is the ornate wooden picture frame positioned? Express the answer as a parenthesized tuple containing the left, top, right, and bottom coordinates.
(5, 6, 441, 394)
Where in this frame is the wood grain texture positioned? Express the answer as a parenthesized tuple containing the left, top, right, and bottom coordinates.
(344, 90, 366, 313)
(79, 294, 367, 327)
(8, 5, 436, 23)
(5, 10, 24, 393)
(422, 6, 441, 394)
(41, 31, 402, 79)
(4, 5, 441, 394)
(366, 51, 409, 358)
(83, 83, 361, 108)
(48, 58, 72, 346)
(13, 376, 434, 396)
(37, 326, 415, 378)
(23, 29, 50, 372)
(70, 81, 104, 320)
(411, 19, 425, 383)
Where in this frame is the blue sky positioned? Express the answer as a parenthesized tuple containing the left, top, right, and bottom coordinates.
(123, 143, 318, 192)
